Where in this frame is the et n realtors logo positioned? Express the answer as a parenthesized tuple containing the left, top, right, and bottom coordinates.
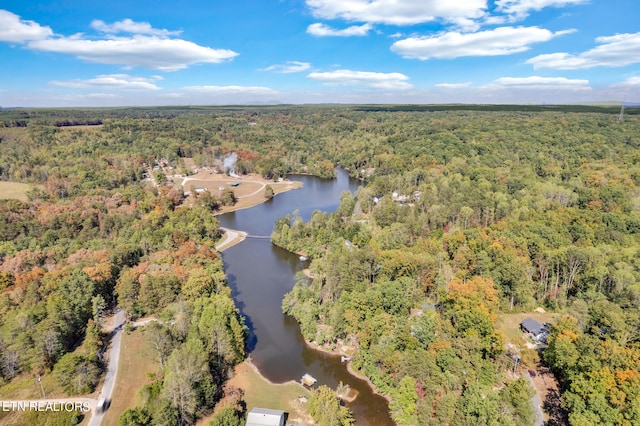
(1, 401, 91, 413)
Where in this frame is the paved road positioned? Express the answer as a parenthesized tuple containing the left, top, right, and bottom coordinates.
(1, 310, 126, 425)
(87, 309, 126, 426)
(215, 227, 247, 252)
(526, 372, 544, 426)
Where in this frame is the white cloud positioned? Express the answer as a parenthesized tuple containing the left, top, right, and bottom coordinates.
(496, 0, 587, 20)
(90, 19, 182, 37)
(488, 76, 591, 90)
(261, 61, 312, 73)
(306, 0, 487, 26)
(50, 74, 163, 90)
(0, 11, 236, 71)
(183, 85, 279, 95)
(612, 76, 640, 87)
(306, 23, 372, 37)
(436, 82, 473, 89)
(391, 26, 573, 60)
(307, 69, 413, 90)
(28, 36, 238, 71)
(527, 32, 640, 70)
(0, 9, 53, 43)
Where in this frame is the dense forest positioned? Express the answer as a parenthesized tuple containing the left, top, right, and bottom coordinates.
(0, 105, 639, 425)
(0, 111, 247, 425)
(269, 108, 640, 425)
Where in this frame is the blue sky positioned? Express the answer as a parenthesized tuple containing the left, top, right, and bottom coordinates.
(1, 0, 639, 106)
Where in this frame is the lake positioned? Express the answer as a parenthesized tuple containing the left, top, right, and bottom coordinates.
(217, 169, 395, 425)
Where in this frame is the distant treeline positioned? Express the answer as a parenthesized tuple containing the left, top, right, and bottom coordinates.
(0, 103, 637, 128)
(352, 103, 638, 114)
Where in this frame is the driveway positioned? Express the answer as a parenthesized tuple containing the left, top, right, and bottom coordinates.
(526, 372, 544, 426)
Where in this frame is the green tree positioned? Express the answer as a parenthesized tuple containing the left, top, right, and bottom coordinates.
(308, 385, 354, 426)
(162, 341, 210, 426)
(264, 185, 274, 200)
(389, 376, 418, 425)
(54, 353, 101, 395)
(196, 295, 246, 365)
(207, 406, 242, 426)
(221, 189, 236, 206)
(118, 407, 153, 426)
(500, 377, 535, 425)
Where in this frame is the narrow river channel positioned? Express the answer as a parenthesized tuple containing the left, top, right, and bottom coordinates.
(217, 169, 395, 425)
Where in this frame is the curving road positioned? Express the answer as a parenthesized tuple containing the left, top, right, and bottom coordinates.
(82, 229, 234, 425)
(215, 227, 247, 252)
(87, 309, 126, 426)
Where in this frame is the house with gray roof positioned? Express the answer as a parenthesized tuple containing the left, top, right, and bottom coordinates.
(521, 317, 548, 342)
(246, 408, 285, 426)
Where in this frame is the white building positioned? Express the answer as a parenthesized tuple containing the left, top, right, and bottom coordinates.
(246, 408, 285, 426)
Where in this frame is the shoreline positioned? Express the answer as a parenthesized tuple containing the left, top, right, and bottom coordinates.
(212, 179, 301, 252)
(303, 339, 393, 404)
(243, 357, 305, 388)
(213, 181, 303, 215)
(210, 176, 303, 216)
(209, 169, 391, 418)
(214, 227, 247, 252)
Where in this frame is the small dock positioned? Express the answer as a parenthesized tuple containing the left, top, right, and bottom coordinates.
(301, 373, 317, 387)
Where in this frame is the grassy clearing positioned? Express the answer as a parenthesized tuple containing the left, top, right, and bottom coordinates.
(197, 361, 312, 425)
(234, 362, 309, 413)
(0, 357, 79, 425)
(0, 181, 33, 201)
(0, 367, 65, 401)
(496, 311, 561, 345)
(100, 326, 161, 426)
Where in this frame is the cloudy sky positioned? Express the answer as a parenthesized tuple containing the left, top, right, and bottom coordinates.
(1, 0, 639, 106)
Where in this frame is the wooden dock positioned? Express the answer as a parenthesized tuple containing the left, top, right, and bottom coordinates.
(301, 373, 317, 387)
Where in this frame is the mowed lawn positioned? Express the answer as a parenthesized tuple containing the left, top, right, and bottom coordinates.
(0, 181, 33, 201)
(232, 361, 309, 414)
(100, 326, 161, 426)
(197, 361, 312, 425)
(497, 311, 561, 344)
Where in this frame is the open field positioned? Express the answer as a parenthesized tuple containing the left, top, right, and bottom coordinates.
(0, 181, 33, 201)
(99, 326, 161, 426)
(496, 311, 561, 345)
(170, 168, 303, 213)
(0, 361, 66, 402)
(197, 360, 312, 425)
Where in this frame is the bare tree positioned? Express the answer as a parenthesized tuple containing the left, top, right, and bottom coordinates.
(2, 348, 20, 379)
(162, 344, 208, 425)
(147, 323, 174, 368)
